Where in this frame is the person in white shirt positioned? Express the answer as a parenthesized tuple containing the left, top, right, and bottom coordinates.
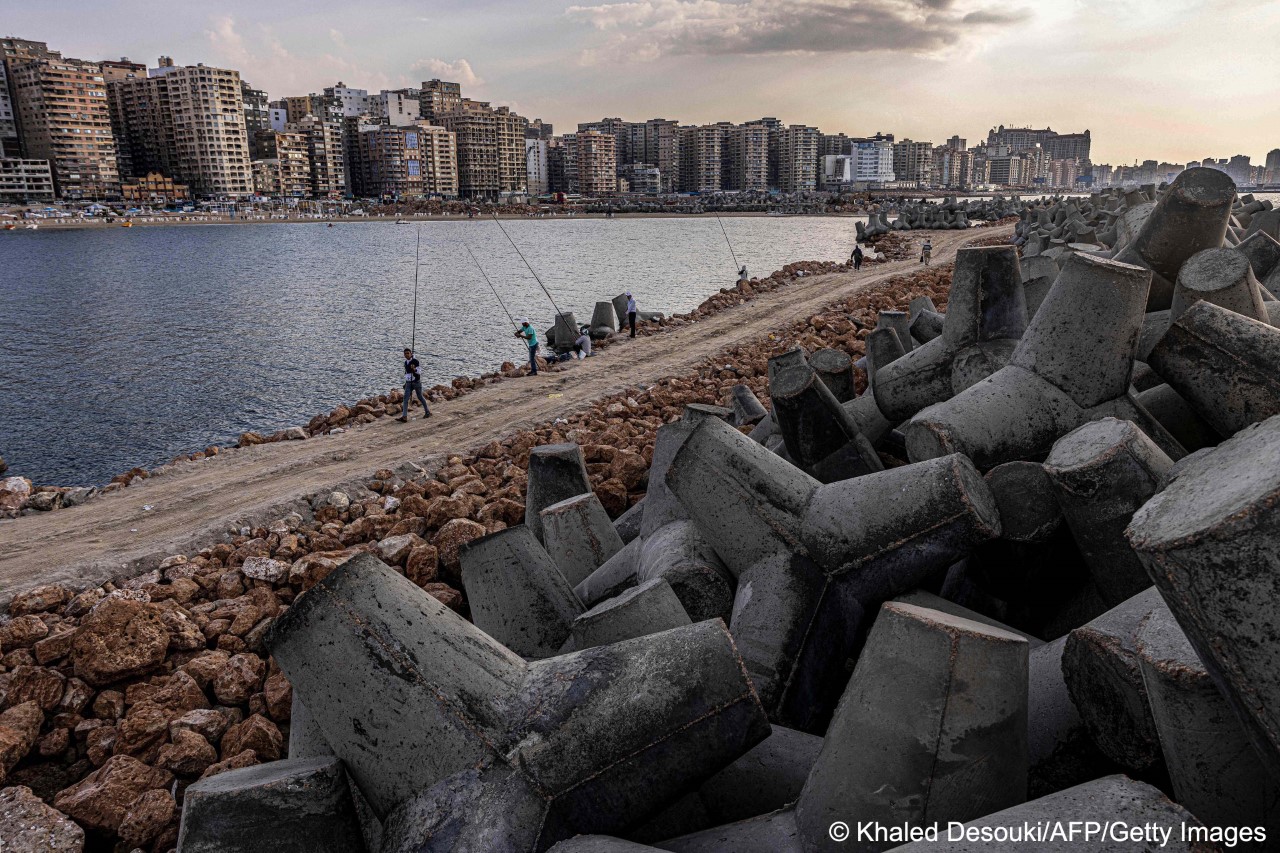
(626, 292, 638, 338)
(573, 326, 593, 358)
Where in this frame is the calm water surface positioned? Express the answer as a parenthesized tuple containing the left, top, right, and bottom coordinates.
(1, 216, 867, 485)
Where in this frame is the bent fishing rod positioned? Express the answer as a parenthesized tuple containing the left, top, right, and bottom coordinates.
(463, 241, 518, 330)
(410, 225, 422, 350)
(714, 212, 742, 273)
(490, 213, 564, 316)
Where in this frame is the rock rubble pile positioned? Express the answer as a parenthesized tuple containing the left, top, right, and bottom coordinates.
(156, 167, 1280, 852)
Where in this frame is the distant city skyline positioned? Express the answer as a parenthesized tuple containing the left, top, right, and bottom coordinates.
(5, 0, 1279, 165)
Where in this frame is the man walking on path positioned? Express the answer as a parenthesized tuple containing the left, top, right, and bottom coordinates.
(398, 348, 431, 422)
(515, 320, 540, 375)
(626, 292, 638, 338)
(921, 239, 933, 266)
(852, 246, 864, 270)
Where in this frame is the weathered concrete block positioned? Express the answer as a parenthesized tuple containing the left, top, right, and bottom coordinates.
(526, 444, 592, 543)
(1113, 166, 1236, 311)
(542, 492, 626, 587)
(460, 525, 585, 659)
(563, 578, 691, 652)
(176, 757, 366, 853)
(770, 350, 879, 472)
(1043, 419, 1172, 606)
(810, 348, 856, 403)
(731, 384, 769, 427)
(894, 590, 1043, 648)
(1134, 383, 1219, 454)
(575, 536, 642, 608)
(1061, 587, 1167, 773)
(983, 461, 1062, 543)
(697, 725, 822, 825)
(1027, 637, 1117, 798)
(793, 602, 1028, 852)
(878, 310, 914, 353)
(287, 694, 332, 760)
(592, 301, 618, 333)
(613, 498, 645, 545)
(1136, 605, 1280, 839)
(1169, 247, 1268, 323)
(267, 556, 769, 844)
(883, 775, 1205, 851)
(1127, 415, 1280, 777)
(1147, 300, 1280, 438)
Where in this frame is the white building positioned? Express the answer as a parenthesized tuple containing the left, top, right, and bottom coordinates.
(325, 84, 373, 117)
(820, 154, 854, 191)
(373, 91, 421, 127)
(525, 137, 549, 195)
(269, 107, 288, 132)
(854, 140, 895, 183)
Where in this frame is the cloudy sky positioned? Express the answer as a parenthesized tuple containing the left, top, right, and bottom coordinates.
(7, 0, 1277, 164)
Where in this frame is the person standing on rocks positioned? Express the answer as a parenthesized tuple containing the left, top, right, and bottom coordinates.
(626, 292, 638, 338)
(398, 348, 431, 422)
(852, 245, 864, 270)
(515, 320, 540, 375)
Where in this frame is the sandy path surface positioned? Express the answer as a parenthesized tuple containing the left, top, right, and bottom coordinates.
(0, 227, 1004, 606)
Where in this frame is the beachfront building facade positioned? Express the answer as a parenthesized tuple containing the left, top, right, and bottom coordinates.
(121, 171, 188, 203)
(288, 114, 346, 198)
(436, 96, 528, 201)
(892, 139, 934, 186)
(679, 124, 722, 193)
(0, 38, 61, 158)
(575, 129, 617, 196)
(643, 118, 681, 193)
(724, 123, 769, 192)
(526, 137, 549, 195)
(619, 162, 660, 195)
(255, 130, 310, 196)
(8, 53, 120, 198)
(100, 58, 147, 180)
(353, 122, 457, 199)
(241, 81, 271, 159)
(0, 157, 55, 201)
(854, 138, 896, 183)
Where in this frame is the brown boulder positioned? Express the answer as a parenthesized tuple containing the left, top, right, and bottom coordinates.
(71, 598, 170, 687)
(477, 498, 525, 527)
(8, 584, 74, 617)
(212, 653, 266, 705)
(404, 544, 440, 587)
(179, 650, 231, 690)
(422, 494, 474, 528)
(376, 532, 426, 566)
(422, 583, 465, 612)
(0, 615, 50, 650)
(169, 708, 232, 743)
(155, 728, 217, 776)
(593, 479, 630, 518)
(240, 556, 289, 583)
(117, 788, 176, 849)
(0, 785, 84, 853)
(262, 671, 292, 722)
(4, 666, 65, 712)
(432, 518, 486, 574)
(33, 629, 76, 665)
(52, 754, 172, 833)
(220, 714, 283, 761)
(0, 702, 43, 782)
(91, 691, 125, 720)
(199, 748, 258, 780)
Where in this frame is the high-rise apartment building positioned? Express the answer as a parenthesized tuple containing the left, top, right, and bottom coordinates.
(643, 119, 681, 193)
(254, 130, 310, 196)
(241, 80, 270, 159)
(1, 37, 59, 157)
(419, 79, 461, 124)
(934, 146, 974, 189)
(724, 123, 769, 191)
(1266, 149, 1280, 184)
(679, 124, 722, 192)
(1045, 131, 1091, 162)
(288, 114, 346, 197)
(526, 118, 554, 140)
(892, 139, 934, 185)
(8, 52, 120, 198)
(777, 125, 819, 192)
(574, 129, 616, 196)
(373, 90, 421, 126)
(152, 59, 253, 197)
(853, 138, 895, 183)
(0, 157, 55, 201)
(546, 137, 568, 194)
(437, 97, 526, 200)
(101, 58, 147, 179)
(526, 137, 549, 195)
(323, 83, 373, 118)
(619, 162, 660, 195)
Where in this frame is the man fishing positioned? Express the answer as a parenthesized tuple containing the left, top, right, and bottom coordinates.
(626, 292, 638, 338)
(397, 348, 431, 422)
(515, 319, 540, 375)
(738, 265, 749, 284)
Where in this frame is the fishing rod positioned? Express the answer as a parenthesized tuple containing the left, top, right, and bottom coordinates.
(410, 225, 422, 350)
(714, 212, 742, 273)
(490, 213, 564, 315)
(463, 241, 518, 329)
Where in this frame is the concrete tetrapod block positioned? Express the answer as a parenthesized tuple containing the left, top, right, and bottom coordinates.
(731, 384, 769, 427)
(612, 498, 645, 545)
(1112, 166, 1236, 312)
(882, 775, 1205, 852)
(542, 492, 626, 587)
(1237, 231, 1280, 293)
(696, 724, 822, 825)
(591, 300, 618, 333)
(1061, 586, 1168, 774)
(526, 443, 593, 543)
(982, 460, 1062, 543)
(267, 556, 770, 846)
(864, 327, 906, 393)
(1147, 300, 1280, 439)
(1043, 418, 1172, 607)
(1027, 637, 1117, 799)
(769, 349, 880, 473)
(1134, 383, 1220, 454)
(1136, 605, 1280, 840)
(894, 590, 1044, 648)
(841, 392, 894, 446)
(904, 254, 1168, 469)
(874, 247, 1026, 422)
(176, 757, 366, 853)
(792, 602, 1028, 853)
(563, 577, 691, 652)
(667, 418, 1001, 730)
(634, 405, 736, 621)
(460, 525, 585, 659)
(810, 348, 856, 403)
(1127, 414, 1280, 778)
(1169, 247, 1269, 323)
(287, 694, 333, 759)
(552, 313, 581, 351)
(575, 536, 642, 607)
(908, 295, 938, 321)
(878, 310, 914, 353)
(612, 293, 630, 327)
(909, 309, 945, 344)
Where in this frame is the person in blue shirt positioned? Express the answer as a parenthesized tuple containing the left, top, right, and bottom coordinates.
(515, 320, 540, 375)
(397, 348, 431, 422)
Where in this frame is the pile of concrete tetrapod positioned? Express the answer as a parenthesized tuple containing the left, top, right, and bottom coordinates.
(174, 167, 1280, 852)
(857, 196, 1024, 240)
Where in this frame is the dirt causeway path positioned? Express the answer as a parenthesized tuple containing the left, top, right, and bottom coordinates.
(0, 228, 1003, 606)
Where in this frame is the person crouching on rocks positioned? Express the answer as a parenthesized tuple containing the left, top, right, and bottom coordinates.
(515, 320, 540, 375)
(398, 348, 431, 422)
(573, 324, 593, 359)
